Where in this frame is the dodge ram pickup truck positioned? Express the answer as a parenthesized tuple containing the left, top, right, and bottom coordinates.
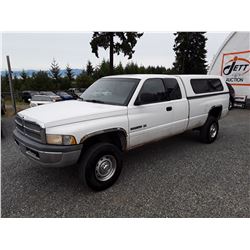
(13, 74, 229, 191)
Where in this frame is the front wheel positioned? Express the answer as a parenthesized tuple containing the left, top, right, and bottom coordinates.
(78, 142, 123, 191)
(200, 116, 219, 143)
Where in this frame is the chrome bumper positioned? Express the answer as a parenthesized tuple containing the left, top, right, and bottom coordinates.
(13, 129, 82, 167)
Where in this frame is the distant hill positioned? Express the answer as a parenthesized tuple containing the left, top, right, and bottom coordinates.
(1, 69, 84, 78)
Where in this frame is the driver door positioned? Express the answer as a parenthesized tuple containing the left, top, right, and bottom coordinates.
(128, 78, 174, 148)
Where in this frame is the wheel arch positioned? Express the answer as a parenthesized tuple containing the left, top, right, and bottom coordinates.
(80, 128, 128, 153)
(208, 105, 223, 120)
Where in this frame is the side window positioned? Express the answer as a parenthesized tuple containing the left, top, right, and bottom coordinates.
(135, 78, 166, 105)
(163, 78, 182, 100)
(191, 79, 224, 94)
(208, 79, 224, 91)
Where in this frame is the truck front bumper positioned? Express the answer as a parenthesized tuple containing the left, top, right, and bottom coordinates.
(13, 129, 82, 167)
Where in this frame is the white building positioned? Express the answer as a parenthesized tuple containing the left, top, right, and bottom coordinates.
(208, 32, 250, 101)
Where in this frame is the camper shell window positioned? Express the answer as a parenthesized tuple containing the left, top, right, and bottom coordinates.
(190, 79, 224, 94)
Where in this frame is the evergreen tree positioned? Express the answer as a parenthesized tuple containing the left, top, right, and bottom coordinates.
(50, 58, 61, 80)
(20, 69, 28, 81)
(86, 61, 94, 76)
(76, 74, 93, 89)
(138, 65, 146, 74)
(146, 66, 155, 74)
(66, 64, 74, 81)
(93, 60, 110, 79)
(60, 78, 71, 90)
(49, 58, 61, 89)
(124, 62, 139, 74)
(1, 71, 9, 92)
(13, 73, 19, 90)
(155, 65, 168, 74)
(172, 32, 207, 74)
(33, 71, 52, 91)
(114, 62, 124, 75)
(90, 32, 143, 74)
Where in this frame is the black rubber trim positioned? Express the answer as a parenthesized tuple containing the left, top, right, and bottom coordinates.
(13, 129, 82, 152)
(187, 92, 229, 100)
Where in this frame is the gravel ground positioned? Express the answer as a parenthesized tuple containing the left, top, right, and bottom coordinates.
(1, 109, 250, 217)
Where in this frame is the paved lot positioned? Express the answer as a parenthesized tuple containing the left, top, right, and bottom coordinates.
(1, 109, 250, 217)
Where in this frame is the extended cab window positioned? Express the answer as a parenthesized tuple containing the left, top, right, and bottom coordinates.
(163, 78, 182, 100)
(191, 79, 224, 94)
(135, 78, 166, 105)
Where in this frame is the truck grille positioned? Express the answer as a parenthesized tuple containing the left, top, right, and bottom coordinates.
(15, 115, 46, 143)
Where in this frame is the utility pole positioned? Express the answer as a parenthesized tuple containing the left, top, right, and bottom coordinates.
(109, 32, 114, 75)
(6, 55, 16, 114)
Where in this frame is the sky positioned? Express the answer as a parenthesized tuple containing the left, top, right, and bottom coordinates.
(1, 32, 230, 71)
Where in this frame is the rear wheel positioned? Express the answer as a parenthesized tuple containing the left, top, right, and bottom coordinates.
(78, 142, 123, 191)
(200, 116, 219, 143)
(229, 99, 233, 110)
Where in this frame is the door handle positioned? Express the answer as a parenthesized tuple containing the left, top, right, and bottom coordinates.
(166, 106, 172, 111)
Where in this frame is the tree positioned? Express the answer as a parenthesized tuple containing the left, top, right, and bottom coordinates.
(86, 61, 94, 76)
(66, 64, 74, 81)
(20, 70, 28, 81)
(93, 59, 110, 79)
(124, 62, 139, 74)
(33, 71, 52, 91)
(155, 65, 168, 74)
(60, 78, 71, 90)
(76, 74, 94, 89)
(172, 32, 207, 74)
(114, 62, 124, 75)
(138, 65, 146, 74)
(49, 58, 61, 89)
(13, 73, 20, 90)
(90, 32, 143, 74)
(1, 71, 9, 92)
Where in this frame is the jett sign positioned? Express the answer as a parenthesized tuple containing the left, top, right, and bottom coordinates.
(221, 51, 250, 84)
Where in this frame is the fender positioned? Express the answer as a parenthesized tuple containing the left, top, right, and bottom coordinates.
(208, 105, 223, 120)
(80, 127, 128, 150)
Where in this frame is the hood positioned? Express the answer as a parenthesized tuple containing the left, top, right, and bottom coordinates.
(18, 100, 127, 128)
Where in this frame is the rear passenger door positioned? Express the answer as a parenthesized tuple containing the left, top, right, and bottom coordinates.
(128, 78, 175, 148)
(162, 78, 189, 135)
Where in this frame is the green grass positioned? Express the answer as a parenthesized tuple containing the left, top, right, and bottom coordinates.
(4, 99, 29, 117)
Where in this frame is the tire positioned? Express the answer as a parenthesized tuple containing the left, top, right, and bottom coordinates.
(229, 100, 233, 110)
(200, 116, 219, 143)
(78, 142, 123, 191)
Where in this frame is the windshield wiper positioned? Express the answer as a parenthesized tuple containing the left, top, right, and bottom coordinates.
(83, 99, 105, 104)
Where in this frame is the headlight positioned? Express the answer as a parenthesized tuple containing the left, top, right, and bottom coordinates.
(46, 134, 77, 145)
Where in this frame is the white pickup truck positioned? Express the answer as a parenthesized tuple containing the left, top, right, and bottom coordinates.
(14, 74, 229, 190)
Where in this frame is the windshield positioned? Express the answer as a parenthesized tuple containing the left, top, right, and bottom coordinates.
(40, 91, 56, 96)
(57, 92, 69, 96)
(80, 78, 140, 106)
